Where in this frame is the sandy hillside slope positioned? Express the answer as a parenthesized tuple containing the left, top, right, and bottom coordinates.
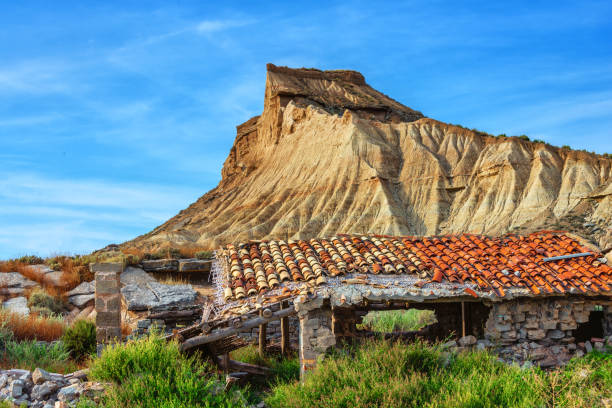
(124, 64, 612, 253)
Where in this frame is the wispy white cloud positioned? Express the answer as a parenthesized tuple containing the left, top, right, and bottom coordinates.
(0, 114, 63, 127)
(0, 172, 202, 257)
(0, 173, 199, 211)
(0, 61, 74, 95)
(195, 19, 254, 33)
(0, 221, 121, 258)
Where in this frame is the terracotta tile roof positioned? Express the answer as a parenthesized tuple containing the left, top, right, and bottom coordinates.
(220, 232, 612, 301)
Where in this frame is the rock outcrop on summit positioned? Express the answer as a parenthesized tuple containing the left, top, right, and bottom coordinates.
(125, 64, 612, 252)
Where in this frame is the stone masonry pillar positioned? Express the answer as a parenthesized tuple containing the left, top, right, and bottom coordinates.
(298, 306, 336, 378)
(92, 263, 122, 354)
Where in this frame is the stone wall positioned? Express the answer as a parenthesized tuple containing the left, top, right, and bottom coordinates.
(485, 297, 612, 367)
(293, 295, 612, 376)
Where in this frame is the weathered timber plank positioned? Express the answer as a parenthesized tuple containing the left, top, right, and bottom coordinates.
(180, 306, 296, 351)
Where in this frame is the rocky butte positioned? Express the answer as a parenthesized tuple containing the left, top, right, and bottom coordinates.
(124, 64, 612, 255)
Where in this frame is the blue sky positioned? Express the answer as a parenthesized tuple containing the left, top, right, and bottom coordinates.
(1, 1, 611, 258)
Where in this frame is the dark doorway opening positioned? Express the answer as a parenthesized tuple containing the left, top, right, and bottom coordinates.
(574, 310, 604, 343)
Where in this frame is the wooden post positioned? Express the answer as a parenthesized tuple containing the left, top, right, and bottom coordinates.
(258, 309, 267, 357)
(461, 301, 466, 337)
(222, 353, 230, 374)
(280, 301, 290, 355)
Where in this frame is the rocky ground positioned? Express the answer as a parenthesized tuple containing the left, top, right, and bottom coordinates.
(0, 367, 103, 407)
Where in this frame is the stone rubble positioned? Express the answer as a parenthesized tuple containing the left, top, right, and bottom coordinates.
(0, 368, 105, 407)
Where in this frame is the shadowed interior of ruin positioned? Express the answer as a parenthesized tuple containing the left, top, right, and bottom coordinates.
(574, 309, 605, 342)
(351, 301, 492, 341)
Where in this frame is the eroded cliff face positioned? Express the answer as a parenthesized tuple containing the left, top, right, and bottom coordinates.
(125, 64, 612, 252)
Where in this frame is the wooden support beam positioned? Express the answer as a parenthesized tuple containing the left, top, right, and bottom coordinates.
(461, 301, 466, 338)
(180, 306, 296, 351)
(280, 301, 290, 355)
(214, 356, 271, 376)
(258, 310, 267, 357)
(222, 353, 230, 374)
(147, 309, 201, 320)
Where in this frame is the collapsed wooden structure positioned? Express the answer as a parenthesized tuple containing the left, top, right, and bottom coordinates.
(96, 231, 612, 377)
(178, 232, 612, 375)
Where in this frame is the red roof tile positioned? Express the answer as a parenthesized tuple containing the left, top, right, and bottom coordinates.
(220, 232, 612, 301)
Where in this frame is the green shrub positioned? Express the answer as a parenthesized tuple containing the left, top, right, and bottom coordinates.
(195, 250, 214, 260)
(497, 133, 507, 138)
(518, 135, 530, 141)
(231, 345, 300, 385)
(89, 333, 249, 407)
(62, 320, 96, 360)
(150, 248, 181, 260)
(16, 255, 44, 265)
(0, 325, 76, 373)
(562, 145, 571, 150)
(266, 340, 612, 408)
(266, 340, 545, 408)
(75, 400, 97, 408)
(27, 288, 66, 315)
(123, 253, 140, 266)
(533, 138, 546, 144)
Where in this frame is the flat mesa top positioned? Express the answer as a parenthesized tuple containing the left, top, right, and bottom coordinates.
(216, 232, 612, 305)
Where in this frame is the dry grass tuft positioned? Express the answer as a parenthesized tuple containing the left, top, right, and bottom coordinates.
(121, 247, 146, 261)
(178, 247, 213, 259)
(157, 275, 189, 286)
(121, 321, 133, 337)
(0, 309, 66, 341)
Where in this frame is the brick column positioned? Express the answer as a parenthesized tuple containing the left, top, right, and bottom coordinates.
(92, 263, 122, 354)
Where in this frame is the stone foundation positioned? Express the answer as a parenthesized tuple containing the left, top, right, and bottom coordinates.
(485, 297, 612, 367)
(294, 295, 612, 377)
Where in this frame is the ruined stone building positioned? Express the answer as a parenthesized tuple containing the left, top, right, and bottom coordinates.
(210, 231, 612, 375)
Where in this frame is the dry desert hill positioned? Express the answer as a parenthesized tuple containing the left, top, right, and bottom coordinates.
(123, 64, 612, 254)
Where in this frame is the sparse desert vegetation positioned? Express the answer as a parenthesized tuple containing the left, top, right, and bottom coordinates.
(0, 309, 66, 342)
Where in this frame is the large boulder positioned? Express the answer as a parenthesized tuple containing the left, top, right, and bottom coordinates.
(67, 281, 95, 308)
(3, 296, 30, 316)
(68, 294, 94, 308)
(0, 272, 37, 296)
(121, 282, 197, 312)
(27, 265, 64, 286)
(66, 281, 94, 297)
(120, 267, 156, 286)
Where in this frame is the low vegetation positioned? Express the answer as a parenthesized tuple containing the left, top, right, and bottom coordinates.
(0, 321, 77, 373)
(86, 333, 249, 408)
(27, 287, 66, 316)
(266, 339, 612, 408)
(358, 309, 436, 332)
(62, 319, 96, 360)
(231, 345, 300, 384)
(0, 309, 66, 341)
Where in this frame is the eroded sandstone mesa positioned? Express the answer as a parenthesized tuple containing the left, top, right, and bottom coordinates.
(124, 64, 612, 252)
